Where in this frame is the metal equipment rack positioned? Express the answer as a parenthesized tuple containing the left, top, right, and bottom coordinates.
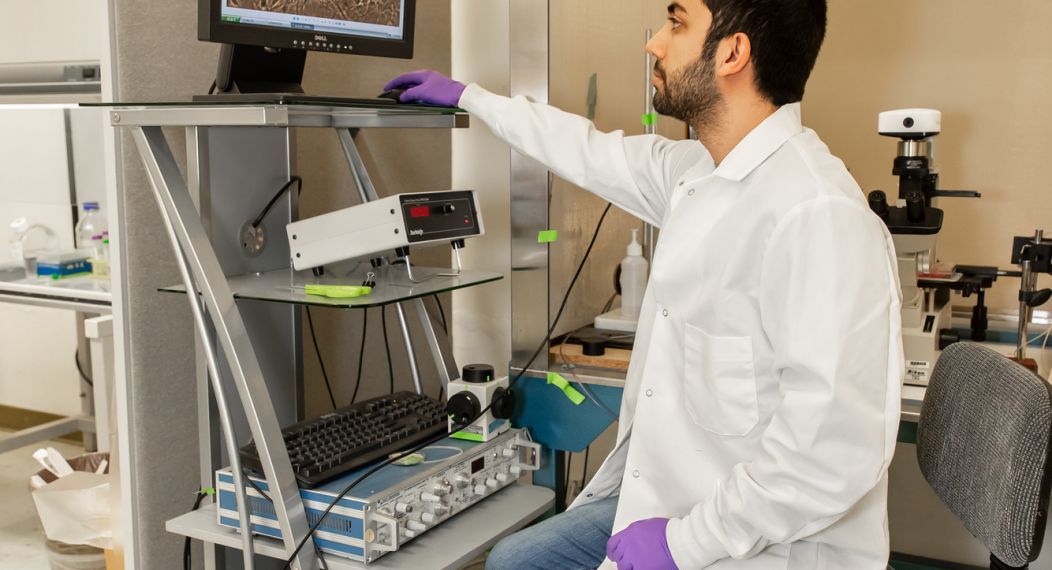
(101, 101, 553, 569)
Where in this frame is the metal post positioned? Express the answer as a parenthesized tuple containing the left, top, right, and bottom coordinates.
(509, 0, 551, 371)
(395, 302, 425, 394)
(338, 128, 453, 393)
(642, 29, 657, 262)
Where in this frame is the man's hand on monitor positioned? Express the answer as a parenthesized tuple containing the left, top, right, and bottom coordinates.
(383, 70, 466, 107)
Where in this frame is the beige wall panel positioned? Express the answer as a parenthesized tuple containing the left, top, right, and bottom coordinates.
(549, 1, 687, 335)
(806, 0, 1052, 316)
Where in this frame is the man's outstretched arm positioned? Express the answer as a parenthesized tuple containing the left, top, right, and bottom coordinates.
(386, 70, 702, 227)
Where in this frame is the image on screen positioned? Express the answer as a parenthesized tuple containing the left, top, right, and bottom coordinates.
(221, 0, 406, 39)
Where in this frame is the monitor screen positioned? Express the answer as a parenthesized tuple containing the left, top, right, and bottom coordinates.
(200, 0, 415, 60)
(219, 1, 407, 45)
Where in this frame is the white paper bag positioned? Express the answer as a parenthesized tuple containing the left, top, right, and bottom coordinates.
(32, 471, 113, 549)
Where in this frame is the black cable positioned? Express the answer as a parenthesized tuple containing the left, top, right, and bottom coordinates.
(582, 445, 591, 487)
(74, 349, 94, 387)
(246, 473, 273, 503)
(381, 306, 394, 394)
(433, 295, 448, 335)
(283, 202, 613, 568)
(564, 451, 573, 493)
(350, 309, 369, 404)
(207, 80, 217, 95)
(183, 490, 209, 570)
(305, 307, 338, 410)
(252, 177, 302, 229)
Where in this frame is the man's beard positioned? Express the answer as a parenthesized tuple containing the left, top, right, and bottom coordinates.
(652, 53, 723, 127)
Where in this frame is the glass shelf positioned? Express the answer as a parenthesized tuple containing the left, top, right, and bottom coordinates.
(159, 264, 502, 309)
(85, 99, 468, 129)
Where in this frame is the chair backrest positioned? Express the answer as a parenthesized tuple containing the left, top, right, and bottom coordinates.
(918, 342, 1052, 567)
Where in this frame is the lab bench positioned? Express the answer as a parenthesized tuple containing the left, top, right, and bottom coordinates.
(0, 270, 113, 454)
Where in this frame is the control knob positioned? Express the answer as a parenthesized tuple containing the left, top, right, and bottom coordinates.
(486, 478, 499, 489)
(454, 472, 472, 489)
(421, 512, 438, 524)
(407, 520, 427, 532)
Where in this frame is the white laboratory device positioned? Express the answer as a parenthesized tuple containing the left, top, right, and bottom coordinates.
(445, 364, 514, 443)
(287, 190, 484, 270)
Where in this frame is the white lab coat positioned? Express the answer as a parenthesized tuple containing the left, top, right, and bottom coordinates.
(460, 83, 904, 569)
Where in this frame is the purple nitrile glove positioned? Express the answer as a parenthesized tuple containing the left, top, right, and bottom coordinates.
(383, 70, 466, 107)
(606, 518, 678, 570)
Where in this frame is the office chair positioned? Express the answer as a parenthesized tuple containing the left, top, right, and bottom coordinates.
(917, 342, 1052, 569)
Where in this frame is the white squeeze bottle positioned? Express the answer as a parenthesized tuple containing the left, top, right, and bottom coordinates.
(619, 228, 648, 318)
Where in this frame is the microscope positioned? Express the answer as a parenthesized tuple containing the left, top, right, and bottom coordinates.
(867, 109, 981, 385)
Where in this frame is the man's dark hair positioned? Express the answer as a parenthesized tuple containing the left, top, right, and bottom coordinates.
(701, 0, 827, 106)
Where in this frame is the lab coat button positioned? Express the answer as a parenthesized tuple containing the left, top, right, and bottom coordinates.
(632, 470, 640, 478)
(662, 309, 669, 317)
(645, 389, 653, 397)
(688, 189, 695, 196)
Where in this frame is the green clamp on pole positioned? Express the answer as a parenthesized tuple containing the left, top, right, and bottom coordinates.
(546, 372, 586, 405)
(538, 230, 559, 244)
(641, 113, 657, 126)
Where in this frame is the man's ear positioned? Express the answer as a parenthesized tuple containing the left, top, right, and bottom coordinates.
(715, 32, 752, 77)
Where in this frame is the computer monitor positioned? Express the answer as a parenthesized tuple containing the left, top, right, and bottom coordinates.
(199, 0, 416, 94)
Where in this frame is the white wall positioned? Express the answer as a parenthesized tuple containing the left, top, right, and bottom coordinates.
(451, 0, 512, 370)
(0, 0, 110, 416)
(0, 0, 107, 64)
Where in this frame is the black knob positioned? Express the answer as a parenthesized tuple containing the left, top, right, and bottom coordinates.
(492, 387, 516, 419)
(441, 204, 456, 214)
(906, 191, 925, 223)
(446, 391, 481, 425)
(462, 363, 495, 384)
(581, 337, 607, 356)
(868, 190, 889, 219)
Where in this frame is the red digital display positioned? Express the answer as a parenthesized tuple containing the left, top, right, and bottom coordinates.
(409, 206, 431, 218)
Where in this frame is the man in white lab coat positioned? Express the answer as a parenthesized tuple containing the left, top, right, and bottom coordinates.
(387, 0, 903, 568)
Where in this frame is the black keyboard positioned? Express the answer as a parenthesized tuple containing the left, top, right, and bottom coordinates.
(240, 391, 448, 488)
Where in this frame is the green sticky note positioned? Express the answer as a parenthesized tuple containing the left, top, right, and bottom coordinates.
(199, 487, 216, 496)
(538, 230, 559, 244)
(642, 113, 657, 126)
(304, 284, 372, 298)
(546, 372, 586, 405)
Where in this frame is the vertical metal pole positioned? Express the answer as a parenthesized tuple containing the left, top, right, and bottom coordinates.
(339, 128, 437, 394)
(642, 29, 657, 262)
(509, 0, 551, 371)
(1018, 259, 1032, 360)
(395, 303, 424, 394)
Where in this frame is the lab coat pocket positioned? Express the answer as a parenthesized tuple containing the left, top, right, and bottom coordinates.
(683, 324, 759, 436)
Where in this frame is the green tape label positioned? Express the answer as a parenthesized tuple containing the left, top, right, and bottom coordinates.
(538, 230, 559, 244)
(642, 113, 657, 126)
(546, 372, 585, 405)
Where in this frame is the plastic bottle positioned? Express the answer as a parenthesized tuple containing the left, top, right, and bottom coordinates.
(75, 202, 107, 256)
(619, 228, 649, 319)
(9, 218, 59, 275)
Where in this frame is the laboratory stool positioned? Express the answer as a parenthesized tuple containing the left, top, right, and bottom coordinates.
(916, 342, 1052, 569)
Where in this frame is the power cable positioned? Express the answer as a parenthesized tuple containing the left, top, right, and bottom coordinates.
(74, 349, 94, 388)
(381, 305, 394, 394)
(349, 309, 369, 404)
(305, 307, 338, 411)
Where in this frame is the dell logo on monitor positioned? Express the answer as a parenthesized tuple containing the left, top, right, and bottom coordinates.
(314, 35, 328, 42)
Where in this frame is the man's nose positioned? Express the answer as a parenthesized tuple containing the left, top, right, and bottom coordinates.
(645, 27, 666, 60)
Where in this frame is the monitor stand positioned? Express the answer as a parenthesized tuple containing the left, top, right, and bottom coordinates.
(194, 44, 306, 101)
